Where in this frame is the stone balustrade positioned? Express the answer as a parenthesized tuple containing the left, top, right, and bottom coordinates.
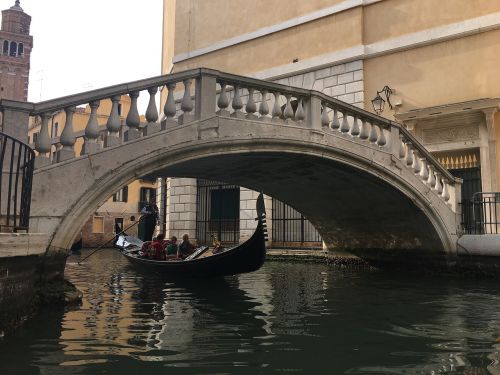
(0, 68, 459, 208)
(212, 71, 457, 207)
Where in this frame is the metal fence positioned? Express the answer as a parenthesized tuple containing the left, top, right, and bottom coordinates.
(272, 198, 322, 248)
(196, 179, 240, 245)
(461, 192, 500, 234)
(0, 132, 35, 232)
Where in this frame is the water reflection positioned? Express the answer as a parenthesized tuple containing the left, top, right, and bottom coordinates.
(0, 249, 499, 374)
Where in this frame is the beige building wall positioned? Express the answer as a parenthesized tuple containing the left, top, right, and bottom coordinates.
(363, 30, 500, 113)
(162, 0, 500, 244)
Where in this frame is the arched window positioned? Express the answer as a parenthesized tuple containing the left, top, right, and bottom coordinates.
(9, 42, 17, 57)
(3, 41, 9, 55)
(18, 43, 23, 56)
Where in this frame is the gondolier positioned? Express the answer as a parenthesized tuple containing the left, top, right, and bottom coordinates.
(140, 197, 159, 241)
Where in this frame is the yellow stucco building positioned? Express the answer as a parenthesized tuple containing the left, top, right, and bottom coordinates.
(163, 0, 500, 196)
(158, 0, 500, 247)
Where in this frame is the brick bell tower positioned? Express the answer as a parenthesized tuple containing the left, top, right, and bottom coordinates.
(0, 1, 32, 102)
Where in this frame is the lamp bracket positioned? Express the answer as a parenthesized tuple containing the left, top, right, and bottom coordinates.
(377, 86, 393, 109)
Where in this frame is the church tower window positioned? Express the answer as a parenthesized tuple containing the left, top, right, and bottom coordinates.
(9, 41, 16, 57)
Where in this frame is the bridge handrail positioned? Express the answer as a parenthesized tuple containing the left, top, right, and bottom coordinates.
(0, 131, 35, 232)
(213, 70, 456, 185)
(0, 68, 457, 206)
(33, 69, 205, 114)
(314, 93, 455, 184)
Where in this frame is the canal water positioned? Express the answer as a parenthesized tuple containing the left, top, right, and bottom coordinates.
(1, 249, 500, 374)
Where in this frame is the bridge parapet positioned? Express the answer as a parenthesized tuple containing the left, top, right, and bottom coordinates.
(1, 68, 457, 210)
(0, 68, 467, 257)
(213, 71, 459, 210)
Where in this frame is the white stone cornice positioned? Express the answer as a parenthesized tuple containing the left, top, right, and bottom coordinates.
(172, 0, 385, 63)
(364, 12, 500, 57)
(395, 99, 500, 122)
(251, 45, 366, 81)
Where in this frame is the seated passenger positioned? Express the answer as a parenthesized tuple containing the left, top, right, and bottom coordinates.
(211, 234, 224, 254)
(141, 241, 153, 258)
(152, 233, 168, 260)
(165, 236, 179, 258)
(178, 233, 195, 259)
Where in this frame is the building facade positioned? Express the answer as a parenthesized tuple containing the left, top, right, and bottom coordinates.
(160, 0, 500, 247)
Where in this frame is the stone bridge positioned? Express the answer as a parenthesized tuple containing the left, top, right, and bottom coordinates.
(3, 68, 462, 264)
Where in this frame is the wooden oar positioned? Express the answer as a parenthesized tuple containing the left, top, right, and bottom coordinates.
(77, 214, 150, 265)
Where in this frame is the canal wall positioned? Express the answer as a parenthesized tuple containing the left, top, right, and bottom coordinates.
(0, 233, 80, 334)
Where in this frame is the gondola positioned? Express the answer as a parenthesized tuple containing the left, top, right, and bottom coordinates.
(115, 193, 268, 278)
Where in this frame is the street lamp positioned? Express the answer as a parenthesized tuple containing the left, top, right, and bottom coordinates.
(371, 86, 393, 114)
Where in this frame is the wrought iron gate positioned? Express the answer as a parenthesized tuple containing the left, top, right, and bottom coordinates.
(449, 167, 483, 234)
(196, 179, 240, 245)
(271, 198, 321, 248)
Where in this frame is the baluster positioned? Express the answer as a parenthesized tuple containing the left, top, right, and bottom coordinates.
(331, 109, 340, 130)
(321, 105, 330, 129)
(35, 113, 51, 156)
(163, 82, 177, 129)
(144, 87, 161, 136)
(231, 85, 244, 119)
(272, 92, 282, 122)
(145, 88, 159, 124)
(359, 119, 369, 139)
(340, 112, 350, 133)
(405, 143, 414, 166)
(368, 122, 378, 143)
(283, 94, 294, 122)
(82, 101, 101, 155)
(146, 86, 158, 125)
(126, 91, 141, 141)
(398, 136, 406, 159)
(179, 79, 194, 124)
(57, 106, 76, 162)
(427, 166, 436, 188)
(419, 158, 429, 181)
(377, 125, 386, 147)
(442, 182, 450, 202)
(350, 116, 360, 136)
(217, 83, 230, 116)
(295, 97, 305, 123)
(104, 95, 122, 147)
(259, 90, 270, 120)
(412, 151, 421, 174)
(34, 113, 52, 167)
(246, 87, 257, 119)
(435, 172, 443, 194)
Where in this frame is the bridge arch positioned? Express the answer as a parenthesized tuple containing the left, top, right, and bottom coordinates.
(31, 118, 458, 262)
(18, 68, 460, 265)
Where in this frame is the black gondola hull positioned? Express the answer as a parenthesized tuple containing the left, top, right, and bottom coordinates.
(117, 194, 268, 278)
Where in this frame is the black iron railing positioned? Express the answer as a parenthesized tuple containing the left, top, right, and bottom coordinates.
(461, 192, 500, 234)
(272, 198, 322, 248)
(0, 132, 35, 232)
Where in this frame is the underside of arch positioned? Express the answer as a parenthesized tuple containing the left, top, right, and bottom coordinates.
(153, 152, 446, 253)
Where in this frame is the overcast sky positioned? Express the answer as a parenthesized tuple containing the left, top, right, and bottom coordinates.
(0, 0, 163, 104)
